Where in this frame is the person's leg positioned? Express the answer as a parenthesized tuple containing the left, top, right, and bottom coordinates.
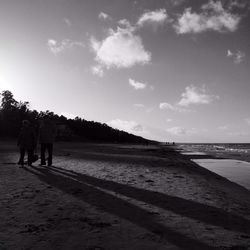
(27, 149, 34, 166)
(47, 143, 53, 166)
(40, 143, 46, 165)
(18, 147, 25, 165)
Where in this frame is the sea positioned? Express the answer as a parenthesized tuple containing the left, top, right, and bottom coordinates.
(178, 143, 250, 162)
(177, 143, 250, 190)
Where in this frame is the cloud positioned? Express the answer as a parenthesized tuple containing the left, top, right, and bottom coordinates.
(227, 49, 233, 57)
(178, 85, 219, 106)
(174, 0, 241, 34)
(245, 118, 250, 125)
(227, 49, 245, 64)
(63, 18, 72, 27)
(137, 9, 168, 27)
(47, 39, 84, 55)
(218, 125, 229, 130)
(228, 0, 250, 10)
(159, 102, 192, 113)
(90, 26, 151, 71)
(91, 65, 104, 77)
(98, 12, 111, 20)
(166, 118, 173, 122)
(108, 119, 146, 134)
(134, 104, 145, 108)
(159, 102, 176, 110)
(166, 126, 196, 136)
(228, 131, 249, 136)
(129, 78, 147, 90)
(118, 19, 131, 27)
(171, 0, 185, 6)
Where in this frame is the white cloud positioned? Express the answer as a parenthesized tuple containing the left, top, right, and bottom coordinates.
(171, 0, 185, 6)
(227, 49, 245, 64)
(228, 131, 249, 136)
(134, 104, 145, 108)
(166, 126, 196, 136)
(166, 118, 173, 122)
(234, 51, 245, 64)
(90, 26, 151, 70)
(98, 12, 111, 20)
(167, 126, 187, 135)
(63, 18, 72, 27)
(91, 65, 104, 77)
(159, 102, 176, 110)
(245, 118, 250, 125)
(90, 37, 100, 51)
(108, 119, 146, 134)
(175, 0, 241, 34)
(118, 19, 131, 27)
(47, 39, 84, 55)
(227, 49, 233, 57)
(129, 78, 147, 90)
(178, 85, 219, 106)
(218, 125, 229, 130)
(137, 9, 168, 27)
(228, 0, 250, 10)
(159, 102, 192, 113)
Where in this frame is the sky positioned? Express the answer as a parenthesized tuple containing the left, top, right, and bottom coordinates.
(0, 0, 249, 143)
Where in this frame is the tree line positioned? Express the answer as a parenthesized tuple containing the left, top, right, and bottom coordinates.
(0, 90, 152, 144)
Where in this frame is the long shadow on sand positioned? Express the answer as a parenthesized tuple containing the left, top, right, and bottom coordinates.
(23, 165, 218, 250)
(51, 166, 250, 235)
(24, 165, 250, 249)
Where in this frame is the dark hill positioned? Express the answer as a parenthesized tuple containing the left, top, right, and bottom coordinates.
(0, 90, 154, 144)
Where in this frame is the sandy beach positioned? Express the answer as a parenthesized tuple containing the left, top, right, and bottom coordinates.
(1, 140, 250, 250)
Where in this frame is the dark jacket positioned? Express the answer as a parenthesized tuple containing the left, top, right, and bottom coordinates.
(17, 126, 36, 150)
(39, 121, 56, 144)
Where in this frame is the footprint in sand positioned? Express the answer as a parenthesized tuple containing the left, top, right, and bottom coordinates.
(145, 179, 154, 183)
(174, 175, 184, 178)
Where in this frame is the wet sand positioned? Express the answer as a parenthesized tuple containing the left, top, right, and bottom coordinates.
(1, 140, 250, 250)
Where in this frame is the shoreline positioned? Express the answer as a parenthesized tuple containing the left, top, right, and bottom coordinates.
(177, 143, 250, 163)
(1, 141, 250, 249)
(177, 144, 250, 191)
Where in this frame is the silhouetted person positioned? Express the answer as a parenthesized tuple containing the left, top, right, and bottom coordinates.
(39, 117, 56, 166)
(17, 120, 36, 167)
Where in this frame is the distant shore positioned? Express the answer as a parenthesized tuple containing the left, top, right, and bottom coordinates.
(1, 140, 250, 249)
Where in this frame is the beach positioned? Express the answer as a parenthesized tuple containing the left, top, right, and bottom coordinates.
(1, 140, 250, 250)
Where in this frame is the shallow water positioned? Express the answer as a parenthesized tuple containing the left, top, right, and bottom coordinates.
(193, 159, 250, 190)
(181, 152, 207, 156)
(178, 143, 250, 163)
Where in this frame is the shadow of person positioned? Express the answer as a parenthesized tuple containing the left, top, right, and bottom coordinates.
(48, 165, 250, 235)
(23, 166, 218, 250)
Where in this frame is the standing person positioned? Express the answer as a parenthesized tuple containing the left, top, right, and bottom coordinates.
(39, 116, 56, 166)
(17, 120, 36, 167)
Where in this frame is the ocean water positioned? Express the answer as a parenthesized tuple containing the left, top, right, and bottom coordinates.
(193, 159, 250, 190)
(178, 143, 250, 162)
(178, 143, 250, 190)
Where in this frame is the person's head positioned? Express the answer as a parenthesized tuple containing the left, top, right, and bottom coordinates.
(22, 120, 30, 127)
